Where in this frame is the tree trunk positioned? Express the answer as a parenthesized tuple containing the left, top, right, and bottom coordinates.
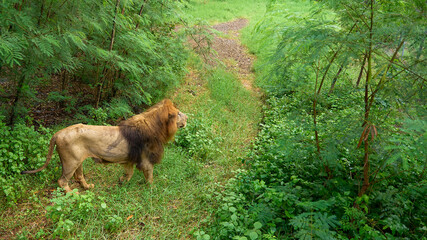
(358, 0, 374, 197)
(313, 63, 332, 179)
(96, 0, 120, 108)
(135, 0, 148, 30)
(328, 64, 344, 95)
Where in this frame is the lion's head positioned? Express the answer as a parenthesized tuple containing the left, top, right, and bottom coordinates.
(119, 99, 187, 167)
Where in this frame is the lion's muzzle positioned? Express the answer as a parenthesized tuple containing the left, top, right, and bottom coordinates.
(177, 112, 188, 128)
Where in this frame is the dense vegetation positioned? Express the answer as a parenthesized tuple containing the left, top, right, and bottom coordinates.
(1, 0, 188, 125)
(202, 0, 426, 239)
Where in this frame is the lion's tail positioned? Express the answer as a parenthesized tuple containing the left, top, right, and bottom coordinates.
(21, 135, 57, 174)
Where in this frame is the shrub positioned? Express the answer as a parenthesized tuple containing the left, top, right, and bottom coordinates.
(175, 117, 223, 162)
(0, 117, 56, 205)
(202, 0, 426, 239)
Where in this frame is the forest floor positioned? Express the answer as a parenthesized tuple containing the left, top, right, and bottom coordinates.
(1, 19, 262, 239)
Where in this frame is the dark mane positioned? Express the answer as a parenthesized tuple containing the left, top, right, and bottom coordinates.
(118, 99, 177, 169)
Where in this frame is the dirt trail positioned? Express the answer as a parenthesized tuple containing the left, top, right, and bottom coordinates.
(186, 18, 256, 93)
(211, 18, 257, 91)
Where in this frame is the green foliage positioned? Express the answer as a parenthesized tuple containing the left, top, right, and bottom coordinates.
(175, 117, 223, 162)
(46, 189, 109, 238)
(0, 117, 56, 205)
(0, 0, 189, 125)
(105, 214, 124, 233)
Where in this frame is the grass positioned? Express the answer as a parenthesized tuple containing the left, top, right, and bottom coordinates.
(185, 0, 266, 24)
(240, 0, 314, 90)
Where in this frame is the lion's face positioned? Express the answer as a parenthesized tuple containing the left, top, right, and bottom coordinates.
(177, 112, 188, 128)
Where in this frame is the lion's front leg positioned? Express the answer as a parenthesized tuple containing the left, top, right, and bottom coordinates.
(141, 161, 154, 184)
(119, 163, 134, 182)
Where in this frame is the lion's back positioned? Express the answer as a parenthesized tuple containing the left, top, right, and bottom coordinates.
(55, 124, 120, 146)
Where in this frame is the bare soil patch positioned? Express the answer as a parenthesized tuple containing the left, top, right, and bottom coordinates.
(186, 18, 258, 92)
(211, 18, 258, 91)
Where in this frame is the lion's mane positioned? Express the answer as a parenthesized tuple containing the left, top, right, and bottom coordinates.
(118, 99, 178, 169)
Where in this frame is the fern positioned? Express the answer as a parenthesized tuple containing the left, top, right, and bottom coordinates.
(0, 35, 25, 67)
(290, 212, 340, 240)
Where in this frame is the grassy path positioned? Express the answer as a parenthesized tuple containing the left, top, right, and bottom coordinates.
(0, 18, 262, 240)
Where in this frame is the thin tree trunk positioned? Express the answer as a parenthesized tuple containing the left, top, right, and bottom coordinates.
(61, 70, 67, 92)
(313, 62, 332, 179)
(358, 0, 374, 197)
(109, 0, 120, 51)
(135, 0, 148, 30)
(37, 0, 45, 26)
(328, 64, 344, 95)
(46, 0, 54, 20)
(95, 67, 108, 109)
(356, 53, 367, 87)
(96, 0, 120, 108)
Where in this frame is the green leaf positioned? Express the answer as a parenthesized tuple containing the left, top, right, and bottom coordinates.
(253, 222, 262, 230)
(248, 231, 258, 240)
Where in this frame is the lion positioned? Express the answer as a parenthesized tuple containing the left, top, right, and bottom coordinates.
(22, 99, 188, 193)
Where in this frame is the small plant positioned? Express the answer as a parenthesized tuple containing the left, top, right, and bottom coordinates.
(105, 214, 124, 233)
(0, 118, 54, 205)
(175, 117, 223, 162)
(46, 189, 108, 237)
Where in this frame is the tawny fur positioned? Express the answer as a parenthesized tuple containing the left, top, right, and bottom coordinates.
(22, 99, 187, 193)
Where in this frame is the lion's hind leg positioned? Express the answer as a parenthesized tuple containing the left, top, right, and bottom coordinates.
(57, 150, 86, 193)
(74, 164, 94, 190)
(58, 168, 76, 193)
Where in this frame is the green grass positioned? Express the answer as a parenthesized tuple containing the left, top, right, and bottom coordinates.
(240, 0, 314, 91)
(185, 0, 266, 24)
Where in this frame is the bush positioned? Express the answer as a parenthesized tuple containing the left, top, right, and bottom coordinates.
(175, 117, 223, 162)
(0, 118, 56, 205)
